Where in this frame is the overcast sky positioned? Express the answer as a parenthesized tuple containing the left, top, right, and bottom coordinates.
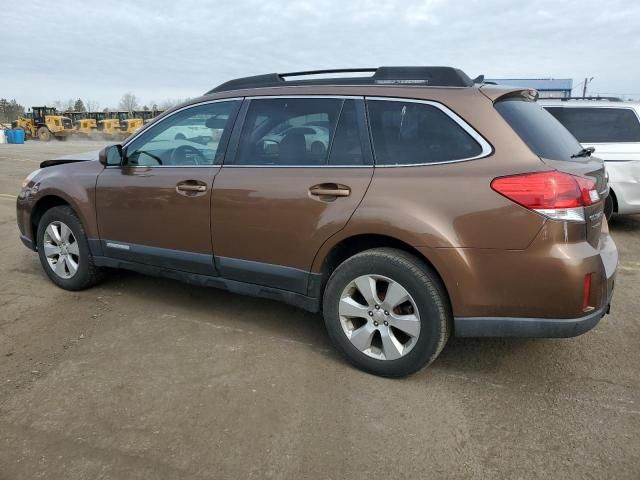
(1, 0, 639, 109)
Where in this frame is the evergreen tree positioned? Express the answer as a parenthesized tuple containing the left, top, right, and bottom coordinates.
(0, 98, 25, 123)
(74, 98, 86, 112)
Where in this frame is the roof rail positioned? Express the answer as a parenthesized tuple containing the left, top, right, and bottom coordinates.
(207, 66, 475, 94)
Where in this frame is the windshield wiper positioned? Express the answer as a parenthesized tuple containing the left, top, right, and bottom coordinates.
(571, 146, 595, 158)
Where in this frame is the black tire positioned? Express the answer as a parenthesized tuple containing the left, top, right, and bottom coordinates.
(604, 194, 614, 222)
(322, 248, 451, 377)
(36, 206, 103, 290)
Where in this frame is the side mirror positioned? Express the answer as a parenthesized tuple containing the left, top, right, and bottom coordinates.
(99, 144, 123, 166)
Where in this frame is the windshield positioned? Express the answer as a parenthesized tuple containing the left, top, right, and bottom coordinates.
(495, 98, 583, 161)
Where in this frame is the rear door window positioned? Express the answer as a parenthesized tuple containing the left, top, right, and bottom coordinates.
(495, 99, 582, 161)
(366, 99, 484, 165)
(544, 106, 640, 143)
(234, 98, 341, 166)
(327, 100, 366, 166)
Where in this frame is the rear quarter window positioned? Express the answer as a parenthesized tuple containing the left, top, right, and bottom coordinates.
(544, 106, 640, 143)
(495, 99, 583, 161)
(366, 100, 484, 165)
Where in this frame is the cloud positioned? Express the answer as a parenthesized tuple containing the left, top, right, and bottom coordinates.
(1, 0, 639, 107)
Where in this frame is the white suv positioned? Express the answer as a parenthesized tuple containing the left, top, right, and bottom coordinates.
(539, 99, 640, 219)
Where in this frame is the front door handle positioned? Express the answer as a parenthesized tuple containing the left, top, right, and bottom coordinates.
(177, 184, 207, 192)
(309, 183, 351, 198)
(176, 180, 208, 195)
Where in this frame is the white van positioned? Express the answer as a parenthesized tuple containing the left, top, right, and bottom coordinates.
(539, 99, 640, 219)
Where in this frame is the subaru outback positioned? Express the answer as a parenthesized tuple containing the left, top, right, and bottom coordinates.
(16, 67, 617, 377)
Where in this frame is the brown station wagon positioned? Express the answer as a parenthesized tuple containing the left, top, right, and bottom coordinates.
(16, 67, 618, 377)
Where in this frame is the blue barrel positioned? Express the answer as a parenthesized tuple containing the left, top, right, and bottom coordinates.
(13, 129, 25, 144)
(5, 129, 14, 144)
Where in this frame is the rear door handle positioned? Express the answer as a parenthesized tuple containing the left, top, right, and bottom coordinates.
(176, 180, 208, 195)
(309, 183, 351, 197)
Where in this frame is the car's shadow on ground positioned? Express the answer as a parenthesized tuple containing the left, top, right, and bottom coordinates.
(608, 213, 640, 232)
(97, 268, 570, 379)
(100, 268, 333, 347)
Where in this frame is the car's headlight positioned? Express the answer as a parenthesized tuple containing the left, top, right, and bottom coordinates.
(21, 169, 41, 189)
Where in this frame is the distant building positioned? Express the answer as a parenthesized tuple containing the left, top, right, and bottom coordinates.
(486, 78, 573, 98)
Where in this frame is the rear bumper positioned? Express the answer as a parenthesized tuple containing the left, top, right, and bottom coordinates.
(454, 288, 613, 337)
(420, 215, 618, 334)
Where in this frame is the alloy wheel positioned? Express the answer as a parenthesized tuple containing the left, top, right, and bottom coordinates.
(339, 275, 421, 360)
(43, 221, 80, 279)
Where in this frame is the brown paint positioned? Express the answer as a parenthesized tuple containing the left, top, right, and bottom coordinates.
(211, 167, 373, 268)
(95, 166, 217, 254)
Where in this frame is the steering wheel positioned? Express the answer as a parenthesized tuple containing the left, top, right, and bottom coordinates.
(169, 144, 207, 166)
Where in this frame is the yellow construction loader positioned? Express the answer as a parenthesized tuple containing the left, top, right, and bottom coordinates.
(75, 118, 98, 137)
(12, 106, 75, 141)
(119, 116, 144, 137)
(119, 109, 166, 137)
(97, 113, 124, 140)
(64, 111, 97, 138)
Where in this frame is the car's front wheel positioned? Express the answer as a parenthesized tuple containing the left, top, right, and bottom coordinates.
(36, 206, 103, 290)
(322, 248, 451, 377)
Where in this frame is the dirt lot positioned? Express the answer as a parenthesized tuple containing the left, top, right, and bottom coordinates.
(0, 141, 639, 479)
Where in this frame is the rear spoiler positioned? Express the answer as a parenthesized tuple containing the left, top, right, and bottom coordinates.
(479, 85, 539, 102)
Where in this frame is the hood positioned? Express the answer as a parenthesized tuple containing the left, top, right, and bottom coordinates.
(40, 150, 100, 168)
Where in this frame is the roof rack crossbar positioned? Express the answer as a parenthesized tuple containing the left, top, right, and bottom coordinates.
(280, 68, 377, 78)
(207, 66, 475, 94)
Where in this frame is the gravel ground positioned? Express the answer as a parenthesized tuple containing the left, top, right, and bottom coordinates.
(0, 141, 639, 479)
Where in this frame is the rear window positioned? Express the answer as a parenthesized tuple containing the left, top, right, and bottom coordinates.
(495, 99, 582, 161)
(366, 100, 483, 165)
(544, 106, 640, 143)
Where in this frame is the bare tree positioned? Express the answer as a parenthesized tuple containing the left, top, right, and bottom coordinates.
(159, 98, 189, 110)
(118, 92, 139, 113)
(85, 99, 100, 113)
(64, 99, 75, 112)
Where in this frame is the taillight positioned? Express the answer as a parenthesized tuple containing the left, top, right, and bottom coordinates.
(491, 171, 599, 222)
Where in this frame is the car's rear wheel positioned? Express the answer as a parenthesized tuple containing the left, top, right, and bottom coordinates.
(322, 248, 451, 377)
(604, 194, 615, 222)
(36, 206, 103, 290)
